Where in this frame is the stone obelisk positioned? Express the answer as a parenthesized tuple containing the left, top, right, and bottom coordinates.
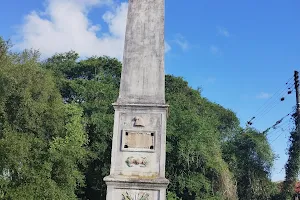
(103, 0, 169, 199)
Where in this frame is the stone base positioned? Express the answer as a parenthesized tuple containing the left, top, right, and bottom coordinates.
(104, 176, 169, 200)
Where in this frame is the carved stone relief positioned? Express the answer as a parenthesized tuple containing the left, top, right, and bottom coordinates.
(133, 116, 145, 127)
(125, 156, 148, 167)
(122, 191, 150, 200)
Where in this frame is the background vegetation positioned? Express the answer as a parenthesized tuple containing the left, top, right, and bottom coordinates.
(0, 38, 288, 199)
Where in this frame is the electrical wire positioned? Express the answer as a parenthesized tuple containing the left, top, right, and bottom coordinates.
(264, 109, 296, 134)
(269, 121, 294, 143)
(266, 113, 295, 143)
(247, 77, 293, 123)
(246, 77, 293, 125)
(247, 80, 294, 126)
(271, 125, 292, 143)
(268, 122, 292, 141)
(252, 83, 294, 124)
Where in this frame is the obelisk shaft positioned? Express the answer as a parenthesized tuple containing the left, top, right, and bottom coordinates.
(118, 0, 165, 105)
(104, 0, 168, 199)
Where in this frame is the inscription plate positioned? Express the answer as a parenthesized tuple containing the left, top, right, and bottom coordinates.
(121, 130, 155, 152)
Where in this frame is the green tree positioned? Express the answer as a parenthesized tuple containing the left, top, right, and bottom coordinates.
(0, 39, 89, 199)
(282, 128, 300, 200)
(165, 75, 238, 200)
(223, 128, 275, 200)
(43, 53, 241, 199)
(41, 50, 277, 200)
(42, 52, 121, 199)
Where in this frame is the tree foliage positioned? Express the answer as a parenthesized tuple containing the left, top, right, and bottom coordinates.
(223, 129, 276, 200)
(283, 128, 300, 200)
(165, 75, 238, 200)
(0, 39, 89, 199)
(42, 51, 121, 199)
(0, 37, 277, 200)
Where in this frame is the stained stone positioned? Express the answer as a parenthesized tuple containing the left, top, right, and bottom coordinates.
(104, 0, 169, 199)
(117, 0, 165, 105)
(122, 131, 155, 150)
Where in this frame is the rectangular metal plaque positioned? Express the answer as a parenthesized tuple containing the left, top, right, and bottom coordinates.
(121, 130, 155, 152)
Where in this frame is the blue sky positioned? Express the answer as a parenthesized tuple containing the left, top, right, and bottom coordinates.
(1, 0, 300, 181)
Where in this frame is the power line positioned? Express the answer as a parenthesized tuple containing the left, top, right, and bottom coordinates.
(250, 77, 293, 117)
(268, 120, 291, 135)
(247, 78, 293, 125)
(269, 119, 295, 143)
(247, 79, 294, 126)
(253, 83, 294, 122)
(248, 77, 292, 117)
(271, 129, 288, 143)
(268, 120, 294, 140)
(270, 70, 300, 150)
(263, 109, 296, 135)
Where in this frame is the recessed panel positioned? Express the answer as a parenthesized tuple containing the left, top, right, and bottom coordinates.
(121, 130, 155, 152)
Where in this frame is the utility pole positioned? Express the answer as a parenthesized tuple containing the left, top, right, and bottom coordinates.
(282, 71, 300, 199)
(293, 70, 300, 199)
(294, 70, 300, 129)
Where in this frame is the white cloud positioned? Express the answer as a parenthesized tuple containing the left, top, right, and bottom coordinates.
(210, 45, 220, 54)
(217, 26, 230, 37)
(173, 34, 189, 51)
(165, 41, 171, 53)
(256, 92, 272, 99)
(14, 0, 128, 59)
(206, 77, 216, 84)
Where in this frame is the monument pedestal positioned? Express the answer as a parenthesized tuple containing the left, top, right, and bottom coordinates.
(104, 176, 169, 199)
(104, 103, 169, 200)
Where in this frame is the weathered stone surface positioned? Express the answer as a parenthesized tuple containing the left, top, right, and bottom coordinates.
(104, 104, 169, 199)
(104, 0, 168, 199)
(122, 130, 155, 151)
(105, 176, 168, 200)
(109, 105, 167, 178)
(117, 0, 165, 105)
